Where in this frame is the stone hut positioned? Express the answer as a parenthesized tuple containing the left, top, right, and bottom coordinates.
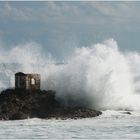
(15, 72, 40, 90)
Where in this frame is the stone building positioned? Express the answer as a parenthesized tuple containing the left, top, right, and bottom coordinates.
(15, 72, 40, 90)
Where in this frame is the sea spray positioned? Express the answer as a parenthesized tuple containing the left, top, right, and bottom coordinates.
(49, 39, 140, 110)
(0, 39, 140, 111)
(45, 39, 140, 110)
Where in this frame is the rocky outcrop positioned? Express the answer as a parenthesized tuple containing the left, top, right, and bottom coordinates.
(0, 89, 101, 120)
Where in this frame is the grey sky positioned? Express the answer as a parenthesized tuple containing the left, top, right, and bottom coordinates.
(0, 1, 140, 60)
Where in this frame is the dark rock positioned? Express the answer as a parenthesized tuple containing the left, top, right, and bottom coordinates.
(10, 112, 28, 120)
(122, 111, 131, 115)
(50, 107, 102, 119)
(0, 89, 102, 120)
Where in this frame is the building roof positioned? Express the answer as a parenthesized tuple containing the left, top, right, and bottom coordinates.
(15, 72, 25, 76)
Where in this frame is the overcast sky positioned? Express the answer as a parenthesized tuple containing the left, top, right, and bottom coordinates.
(0, 1, 140, 60)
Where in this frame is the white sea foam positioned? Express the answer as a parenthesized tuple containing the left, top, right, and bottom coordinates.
(0, 39, 140, 111)
(0, 113, 140, 139)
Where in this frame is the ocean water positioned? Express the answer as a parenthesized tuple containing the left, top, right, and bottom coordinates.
(1, 110, 140, 139)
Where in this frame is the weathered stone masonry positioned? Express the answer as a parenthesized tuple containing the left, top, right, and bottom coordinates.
(15, 72, 40, 90)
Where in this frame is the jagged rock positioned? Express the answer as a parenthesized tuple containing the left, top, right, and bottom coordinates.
(0, 89, 102, 120)
(122, 111, 131, 115)
(10, 112, 28, 120)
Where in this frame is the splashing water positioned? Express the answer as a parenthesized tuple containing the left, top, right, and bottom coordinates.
(0, 39, 140, 111)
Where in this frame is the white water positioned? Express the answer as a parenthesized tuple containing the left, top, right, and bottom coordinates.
(0, 39, 140, 111)
(0, 111, 140, 139)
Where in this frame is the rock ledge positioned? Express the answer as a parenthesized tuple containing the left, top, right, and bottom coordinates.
(0, 89, 102, 120)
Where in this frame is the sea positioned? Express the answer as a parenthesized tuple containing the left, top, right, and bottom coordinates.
(0, 110, 140, 139)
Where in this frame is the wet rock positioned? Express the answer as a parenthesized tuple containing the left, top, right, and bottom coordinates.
(10, 112, 28, 120)
(122, 111, 131, 115)
(0, 89, 102, 120)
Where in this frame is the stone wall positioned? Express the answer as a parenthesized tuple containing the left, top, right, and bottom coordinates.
(15, 72, 40, 90)
(15, 72, 26, 89)
(25, 74, 40, 90)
